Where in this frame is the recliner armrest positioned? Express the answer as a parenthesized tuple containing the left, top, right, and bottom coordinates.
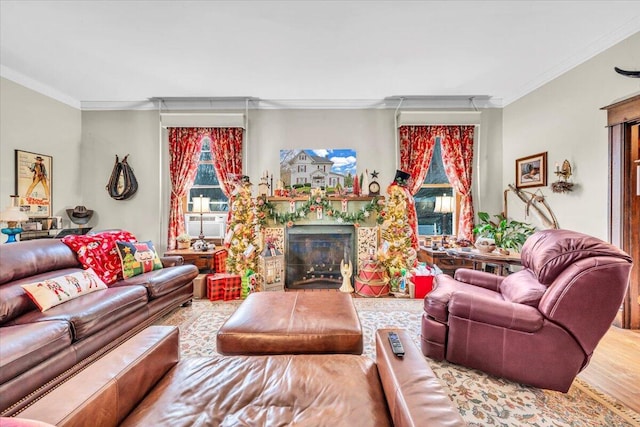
(449, 293, 543, 332)
(453, 268, 503, 292)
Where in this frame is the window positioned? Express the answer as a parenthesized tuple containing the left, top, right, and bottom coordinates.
(298, 165, 307, 173)
(414, 138, 456, 236)
(187, 137, 228, 212)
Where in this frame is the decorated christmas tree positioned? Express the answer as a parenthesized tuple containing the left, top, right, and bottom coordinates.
(377, 171, 417, 292)
(225, 178, 259, 278)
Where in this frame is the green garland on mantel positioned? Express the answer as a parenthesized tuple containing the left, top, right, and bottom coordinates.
(256, 194, 385, 227)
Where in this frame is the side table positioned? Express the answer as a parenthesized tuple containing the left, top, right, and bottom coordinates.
(417, 247, 473, 276)
(164, 248, 215, 273)
(445, 248, 522, 276)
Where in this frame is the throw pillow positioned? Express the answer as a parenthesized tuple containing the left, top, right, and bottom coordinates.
(21, 268, 108, 312)
(116, 241, 163, 279)
(62, 230, 137, 285)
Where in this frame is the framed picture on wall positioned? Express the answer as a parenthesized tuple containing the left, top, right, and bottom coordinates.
(515, 152, 547, 189)
(15, 150, 52, 217)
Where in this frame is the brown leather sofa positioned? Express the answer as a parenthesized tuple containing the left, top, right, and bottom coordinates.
(8, 326, 465, 427)
(421, 229, 633, 392)
(0, 239, 198, 415)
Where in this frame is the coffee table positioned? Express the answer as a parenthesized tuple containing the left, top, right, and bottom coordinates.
(216, 292, 363, 355)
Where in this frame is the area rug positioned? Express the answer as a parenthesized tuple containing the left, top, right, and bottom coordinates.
(157, 298, 640, 427)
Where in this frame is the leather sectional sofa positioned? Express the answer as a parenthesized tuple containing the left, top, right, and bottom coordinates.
(0, 238, 198, 415)
(9, 326, 465, 426)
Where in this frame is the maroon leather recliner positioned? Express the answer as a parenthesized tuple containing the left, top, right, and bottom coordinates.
(421, 229, 633, 392)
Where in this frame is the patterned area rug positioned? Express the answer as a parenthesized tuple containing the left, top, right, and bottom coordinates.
(157, 298, 640, 427)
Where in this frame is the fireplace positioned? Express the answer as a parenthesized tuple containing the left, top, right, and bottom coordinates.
(285, 225, 356, 290)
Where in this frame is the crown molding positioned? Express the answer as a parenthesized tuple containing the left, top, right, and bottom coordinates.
(1, 65, 81, 109)
(0, 69, 503, 111)
(82, 96, 502, 111)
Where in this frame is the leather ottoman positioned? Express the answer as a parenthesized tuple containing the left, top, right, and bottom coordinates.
(216, 292, 363, 355)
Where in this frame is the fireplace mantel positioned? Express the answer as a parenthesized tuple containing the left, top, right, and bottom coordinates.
(259, 196, 382, 281)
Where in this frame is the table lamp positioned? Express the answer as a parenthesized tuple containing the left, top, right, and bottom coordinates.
(1, 195, 29, 243)
(434, 194, 454, 236)
(192, 195, 210, 251)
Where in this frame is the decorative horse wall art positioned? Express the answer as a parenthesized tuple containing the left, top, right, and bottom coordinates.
(106, 154, 138, 200)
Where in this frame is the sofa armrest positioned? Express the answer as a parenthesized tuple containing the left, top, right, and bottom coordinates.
(376, 328, 465, 427)
(160, 256, 184, 267)
(453, 268, 504, 291)
(17, 326, 179, 427)
(449, 293, 543, 332)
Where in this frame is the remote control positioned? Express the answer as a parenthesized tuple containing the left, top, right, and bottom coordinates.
(388, 331, 405, 357)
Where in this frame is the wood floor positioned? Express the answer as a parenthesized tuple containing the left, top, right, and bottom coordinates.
(577, 326, 640, 414)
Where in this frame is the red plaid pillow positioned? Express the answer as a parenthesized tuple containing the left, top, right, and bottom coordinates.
(62, 230, 137, 285)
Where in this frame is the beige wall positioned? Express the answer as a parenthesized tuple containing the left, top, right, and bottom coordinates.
(80, 110, 162, 243)
(503, 32, 640, 239)
(0, 77, 82, 242)
(0, 73, 504, 250)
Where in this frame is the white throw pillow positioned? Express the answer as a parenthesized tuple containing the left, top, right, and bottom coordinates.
(21, 268, 107, 312)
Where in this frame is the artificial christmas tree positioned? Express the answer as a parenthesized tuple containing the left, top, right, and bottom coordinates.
(377, 171, 417, 293)
(225, 178, 259, 286)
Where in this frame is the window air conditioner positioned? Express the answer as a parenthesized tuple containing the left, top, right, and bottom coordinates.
(184, 213, 227, 239)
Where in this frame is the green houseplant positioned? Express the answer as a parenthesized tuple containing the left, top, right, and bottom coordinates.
(473, 212, 535, 251)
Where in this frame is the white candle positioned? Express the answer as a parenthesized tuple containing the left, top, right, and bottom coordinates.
(199, 195, 203, 213)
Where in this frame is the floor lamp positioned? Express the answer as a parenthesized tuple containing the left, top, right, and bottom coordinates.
(1, 195, 29, 243)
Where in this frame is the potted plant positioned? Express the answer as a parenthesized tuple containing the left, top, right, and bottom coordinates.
(473, 212, 535, 252)
(176, 233, 192, 250)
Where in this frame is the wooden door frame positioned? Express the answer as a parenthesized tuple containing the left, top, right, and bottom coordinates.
(602, 94, 640, 329)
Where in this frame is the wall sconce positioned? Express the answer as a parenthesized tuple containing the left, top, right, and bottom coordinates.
(551, 160, 574, 193)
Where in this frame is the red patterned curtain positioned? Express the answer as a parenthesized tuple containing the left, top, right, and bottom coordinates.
(399, 126, 438, 250)
(440, 126, 475, 241)
(167, 128, 210, 249)
(210, 128, 244, 197)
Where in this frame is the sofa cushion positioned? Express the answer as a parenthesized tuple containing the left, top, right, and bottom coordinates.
(121, 355, 392, 426)
(62, 230, 137, 285)
(8, 286, 148, 341)
(0, 240, 80, 287)
(115, 241, 163, 279)
(0, 321, 72, 383)
(499, 269, 547, 307)
(20, 269, 108, 312)
(114, 264, 199, 299)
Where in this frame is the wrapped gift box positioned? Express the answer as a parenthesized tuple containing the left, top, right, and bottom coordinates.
(213, 249, 228, 273)
(207, 273, 241, 301)
(413, 275, 434, 299)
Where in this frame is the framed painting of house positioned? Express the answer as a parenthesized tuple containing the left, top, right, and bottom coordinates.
(15, 150, 52, 217)
(515, 152, 547, 189)
(279, 149, 357, 194)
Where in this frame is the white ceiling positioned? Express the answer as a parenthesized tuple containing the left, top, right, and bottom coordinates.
(1, 1, 640, 109)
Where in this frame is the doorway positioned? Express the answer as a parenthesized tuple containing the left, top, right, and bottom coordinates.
(603, 95, 640, 329)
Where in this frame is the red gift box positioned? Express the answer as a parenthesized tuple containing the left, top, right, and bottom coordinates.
(413, 275, 434, 299)
(207, 273, 241, 301)
(213, 249, 228, 273)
